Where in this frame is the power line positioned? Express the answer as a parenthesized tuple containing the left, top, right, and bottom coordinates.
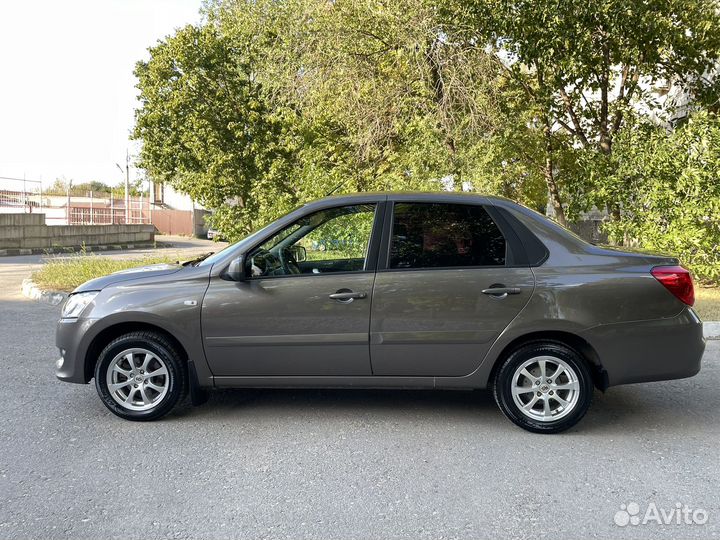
(0, 176, 42, 184)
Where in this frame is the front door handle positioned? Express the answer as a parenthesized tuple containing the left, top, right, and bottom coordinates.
(482, 287, 521, 296)
(329, 289, 367, 303)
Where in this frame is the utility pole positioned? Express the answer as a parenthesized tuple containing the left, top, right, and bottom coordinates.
(116, 150, 130, 223)
(66, 180, 73, 225)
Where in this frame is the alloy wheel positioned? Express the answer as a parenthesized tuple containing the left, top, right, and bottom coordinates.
(105, 348, 169, 411)
(510, 355, 581, 422)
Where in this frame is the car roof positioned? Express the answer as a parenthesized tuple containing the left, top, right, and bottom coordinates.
(308, 191, 509, 207)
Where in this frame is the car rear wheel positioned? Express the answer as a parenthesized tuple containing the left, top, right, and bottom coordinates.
(94, 331, 185, 421)
(493, 342, 593, 433)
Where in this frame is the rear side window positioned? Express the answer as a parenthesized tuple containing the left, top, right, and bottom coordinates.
(389, 203, 506, 269)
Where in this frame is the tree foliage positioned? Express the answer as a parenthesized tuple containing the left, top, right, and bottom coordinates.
(134, 0, 546, 236)
(602, 112, 720, 283)
(133, 0, 720, 283)
(134, 22, 309, 237)
(442, 0, 720, 224)
(44, 179, 144, 197)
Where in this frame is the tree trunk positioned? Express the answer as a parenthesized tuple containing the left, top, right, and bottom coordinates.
(544, 157, 567, 227)
(542, 117, 568, 227)
(426, 39, 463, 189)
(598, 40, 611, 156)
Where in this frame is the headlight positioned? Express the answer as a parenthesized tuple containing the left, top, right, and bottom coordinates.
(61, 291, 99, 319)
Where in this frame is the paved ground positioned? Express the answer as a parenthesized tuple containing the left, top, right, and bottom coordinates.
(0, 241, 718, 540)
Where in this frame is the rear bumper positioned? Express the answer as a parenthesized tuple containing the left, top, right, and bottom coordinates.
(580, 308, 705, 387)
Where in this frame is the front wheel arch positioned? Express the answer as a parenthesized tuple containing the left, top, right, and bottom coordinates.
(84, 322, 189, 382)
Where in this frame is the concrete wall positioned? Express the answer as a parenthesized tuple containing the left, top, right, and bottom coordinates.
(0, 214, 155, 250)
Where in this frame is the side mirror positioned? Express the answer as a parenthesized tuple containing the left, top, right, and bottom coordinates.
(290, 245, 307, 262)
(226, 255, 246, 281)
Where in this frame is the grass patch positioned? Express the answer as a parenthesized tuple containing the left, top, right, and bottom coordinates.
(695, 287, 720, 321)
(32, 254, 180, 292)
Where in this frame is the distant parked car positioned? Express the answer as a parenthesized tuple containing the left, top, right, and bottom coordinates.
(206, 228, 223, 241)
(56, 192, 704, 433)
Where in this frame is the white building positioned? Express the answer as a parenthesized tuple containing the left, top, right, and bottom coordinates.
(149, 181, 204, 211)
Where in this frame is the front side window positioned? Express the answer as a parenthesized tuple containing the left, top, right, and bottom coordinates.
(247, 204, 376, 277)
(389, 203, 506, 269)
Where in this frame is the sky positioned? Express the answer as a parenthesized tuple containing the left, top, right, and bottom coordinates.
(0, 0, 203, 189)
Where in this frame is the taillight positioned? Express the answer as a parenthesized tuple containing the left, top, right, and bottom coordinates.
(651, 265, 695, 306)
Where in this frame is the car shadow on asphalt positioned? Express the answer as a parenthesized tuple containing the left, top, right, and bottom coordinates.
(166, 387, 504, 428)
(161, 376, 718, 436)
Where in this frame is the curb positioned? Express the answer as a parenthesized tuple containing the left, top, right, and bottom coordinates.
(704, 322, 720, 340)
(0, 242, 172, 257)
(17, 277, 720, 341)
(21, 278, 68, 306)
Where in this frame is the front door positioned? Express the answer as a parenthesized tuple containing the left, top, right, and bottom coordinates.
(202, 203, 382, 376)
(370, 202, 535, 377)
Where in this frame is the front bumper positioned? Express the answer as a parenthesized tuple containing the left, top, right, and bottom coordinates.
(580, 307, 705, 387)
(55, 317, 98, 384)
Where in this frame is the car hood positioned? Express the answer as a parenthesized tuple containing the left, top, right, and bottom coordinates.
(73, 263, 184, 293)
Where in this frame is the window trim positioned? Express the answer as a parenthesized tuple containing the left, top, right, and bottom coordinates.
(243, 201, 387, 280)
(377, 201, 526, 272)
(488, 205, 549, 266)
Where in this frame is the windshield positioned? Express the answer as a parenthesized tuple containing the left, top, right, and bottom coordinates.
(196, 217, 285, 267)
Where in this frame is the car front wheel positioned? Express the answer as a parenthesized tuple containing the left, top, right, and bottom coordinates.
(493, 341, 594, 434)
(94, 331, 186, 421)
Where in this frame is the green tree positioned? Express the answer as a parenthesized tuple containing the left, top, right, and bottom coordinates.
(135, 0, 535, 238)
(263, 0, 510, 192)
(603, 112, 720, 283)
(134, 22, 309, 238)
(442, 0, 720, 225)
(44, 179, 115, 196)
(134, 0, 720, 251)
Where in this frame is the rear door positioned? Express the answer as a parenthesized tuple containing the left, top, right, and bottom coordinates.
(369, 201, 535, 377)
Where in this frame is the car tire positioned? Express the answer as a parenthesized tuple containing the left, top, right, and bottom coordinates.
(493, 341, 593, 434)
(94, 331, 186, 421)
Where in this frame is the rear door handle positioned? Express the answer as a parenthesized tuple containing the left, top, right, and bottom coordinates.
(329, 290, 367, 302)
(482, 287, 521, 296)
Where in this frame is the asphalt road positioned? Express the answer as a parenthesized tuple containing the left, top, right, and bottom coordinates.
(0, 244, 718, 540)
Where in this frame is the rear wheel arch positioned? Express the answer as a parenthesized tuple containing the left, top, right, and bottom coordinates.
(488, 330, 607, 391)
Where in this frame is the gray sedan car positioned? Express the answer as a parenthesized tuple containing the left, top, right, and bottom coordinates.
(56, 192, 704, 433)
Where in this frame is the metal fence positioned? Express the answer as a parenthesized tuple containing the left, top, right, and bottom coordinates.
(66, 194, 151, 226)
(0, 177, 43, 213)
(0, 177, 151, 225)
